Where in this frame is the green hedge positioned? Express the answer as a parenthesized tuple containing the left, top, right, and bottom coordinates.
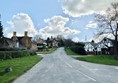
(0, 51, 30, 60)
(70, 46, 87, 55)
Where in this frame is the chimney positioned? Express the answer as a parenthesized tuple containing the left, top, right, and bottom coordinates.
(24, 31, 28, 36)
(13, 32, 16, 36)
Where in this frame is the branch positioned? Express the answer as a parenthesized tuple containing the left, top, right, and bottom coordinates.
(108, 21, 115, 36)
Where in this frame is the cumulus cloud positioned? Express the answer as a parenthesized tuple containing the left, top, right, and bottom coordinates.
(4, 13, 37, 37)
(62, 0, 117, 17)
(38, 16, 80, 39)
(72, 37, 79, 42)
(86, 21, 97, 29)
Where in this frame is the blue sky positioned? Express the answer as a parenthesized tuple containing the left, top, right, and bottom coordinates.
(0, 0, 62, 28)
(0, 0, 116, 42)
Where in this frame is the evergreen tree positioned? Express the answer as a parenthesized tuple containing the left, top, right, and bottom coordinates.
(0, 21, 3, 39)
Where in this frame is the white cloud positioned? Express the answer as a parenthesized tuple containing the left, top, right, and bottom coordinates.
(81, 0, 85, 3)
(72, 37, 79, 42)
(86, 21, 97, 29)
(4, 13, 37, 37)
(38, 16, 80, 39)
(62, 0, 117, 17)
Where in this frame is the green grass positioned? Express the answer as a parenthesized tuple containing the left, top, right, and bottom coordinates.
(65, 47, 79, 55)
(36, 48, 57, 54)
(77, 55, 118, 66)
(0, 56, 42, 83)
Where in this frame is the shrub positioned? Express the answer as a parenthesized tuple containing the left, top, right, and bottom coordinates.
(28, 49, 37, 56)
(0, 51, 30, 60)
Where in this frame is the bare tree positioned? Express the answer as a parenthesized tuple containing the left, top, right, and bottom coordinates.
(96, 2, 118, 59)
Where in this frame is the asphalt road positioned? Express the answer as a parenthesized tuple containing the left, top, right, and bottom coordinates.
(13, 47, 118, 83)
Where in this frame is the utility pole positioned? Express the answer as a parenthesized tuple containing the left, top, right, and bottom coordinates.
(85, 35, 87, 42)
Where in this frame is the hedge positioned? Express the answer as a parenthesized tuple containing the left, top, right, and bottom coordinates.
(70, 46, 87, 55)
(0, 51, 30, 60)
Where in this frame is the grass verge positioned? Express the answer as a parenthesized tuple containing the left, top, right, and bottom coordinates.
(77, 55, 118, 66)
(0, 56, 42, 83)
(36, 48, 57, 54)
(65, 47, 79, 55)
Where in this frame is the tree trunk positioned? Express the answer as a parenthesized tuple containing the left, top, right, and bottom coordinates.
(114, 23, 118, 59)
(114, 36, 118, 59)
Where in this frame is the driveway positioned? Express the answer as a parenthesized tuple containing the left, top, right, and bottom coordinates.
(13, 47, 118, 83)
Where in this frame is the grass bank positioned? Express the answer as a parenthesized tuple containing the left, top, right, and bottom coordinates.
(36, 48, 57, 54)
(65, 47, 118, 66)
(77, 55, 118, 66)
(0, 56, 42, 83)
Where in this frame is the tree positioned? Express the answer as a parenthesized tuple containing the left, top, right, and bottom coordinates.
(0, 20, 3, 39)
(46, 37, 51, 47)
(58, 39, 64, 47)
(64, 39, 75, 47)
(95, 2, 118, 59)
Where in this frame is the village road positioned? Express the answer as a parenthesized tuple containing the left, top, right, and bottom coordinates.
(13, 47, 118, 83)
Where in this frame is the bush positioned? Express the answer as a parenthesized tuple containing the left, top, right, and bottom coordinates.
(0, 51, 30, 60)
(28, 49, 37, 56)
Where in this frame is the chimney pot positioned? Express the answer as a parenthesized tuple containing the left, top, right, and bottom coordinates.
(25, 31, 28, 36)
(13, 32, 16, 36)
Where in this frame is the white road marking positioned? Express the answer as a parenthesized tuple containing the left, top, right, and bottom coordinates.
(81, 64, 98, 73)
(76, 70, 96, 81)
(65, 62, 96, 81)
(65, 62, 73, 68)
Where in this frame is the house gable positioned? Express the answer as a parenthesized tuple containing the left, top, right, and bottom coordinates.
(21, 36, 32, 49)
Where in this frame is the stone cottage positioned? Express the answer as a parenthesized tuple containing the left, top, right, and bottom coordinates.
(11, 31, 32, 49)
